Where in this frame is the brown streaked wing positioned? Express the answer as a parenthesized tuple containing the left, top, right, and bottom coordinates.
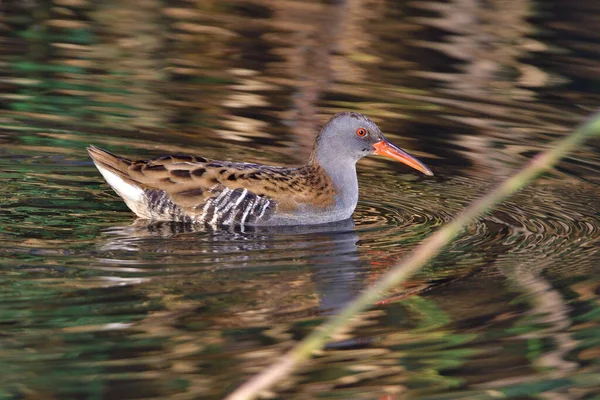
(144, 160, 339, 216)
(89, 146, 338, 221)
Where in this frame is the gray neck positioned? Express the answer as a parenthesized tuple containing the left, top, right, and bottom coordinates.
(312, 146, 359, 212)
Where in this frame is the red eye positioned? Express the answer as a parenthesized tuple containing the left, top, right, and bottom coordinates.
(356, 128, 367, 137)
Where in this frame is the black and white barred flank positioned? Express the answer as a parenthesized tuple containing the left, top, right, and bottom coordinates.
(144, 187, 275, 227)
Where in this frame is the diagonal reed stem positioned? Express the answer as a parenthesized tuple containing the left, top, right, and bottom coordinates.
(225, 113, 600, 400)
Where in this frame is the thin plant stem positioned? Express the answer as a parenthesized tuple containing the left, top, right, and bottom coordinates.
(225, 113, 600, 400)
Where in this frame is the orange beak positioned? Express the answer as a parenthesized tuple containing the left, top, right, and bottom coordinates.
(373, 140, 433, 176)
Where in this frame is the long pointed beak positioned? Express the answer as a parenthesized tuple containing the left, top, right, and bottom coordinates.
(373, 140, 434, 176)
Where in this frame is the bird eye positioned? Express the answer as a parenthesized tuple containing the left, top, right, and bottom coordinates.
(356, 128, 367, 137)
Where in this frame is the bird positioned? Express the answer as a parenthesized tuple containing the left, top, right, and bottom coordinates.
(88, 112, 433, 227)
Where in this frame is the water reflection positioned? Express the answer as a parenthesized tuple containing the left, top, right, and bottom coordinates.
(101, 218, 362, 316)
(1, 0, 600, 399)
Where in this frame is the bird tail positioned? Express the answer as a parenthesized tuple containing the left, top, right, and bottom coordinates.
(87, 146, 147, 215)
(87, 145, 134, 179)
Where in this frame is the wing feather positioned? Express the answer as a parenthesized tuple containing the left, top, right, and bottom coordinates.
(88, 146, 288, 224)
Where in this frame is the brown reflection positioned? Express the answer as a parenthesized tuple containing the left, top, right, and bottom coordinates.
(87, 0, 167, 127)
(266, 0, 383, 157)
(397, 0, 588, 178)
(410, 0, 542, 97)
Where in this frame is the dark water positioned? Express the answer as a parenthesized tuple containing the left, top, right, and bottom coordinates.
(1, 0, 600, 399)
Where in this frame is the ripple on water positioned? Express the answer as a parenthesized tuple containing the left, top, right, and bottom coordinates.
(355, 178, 449, 243)
(354, 173, 600, 280)
(355, 174, 500, 260)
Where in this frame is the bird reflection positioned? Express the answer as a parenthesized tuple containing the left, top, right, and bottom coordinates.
(99, 218, 362, 315)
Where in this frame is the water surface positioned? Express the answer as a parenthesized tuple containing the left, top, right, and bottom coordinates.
(1, 1, 600, 399)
